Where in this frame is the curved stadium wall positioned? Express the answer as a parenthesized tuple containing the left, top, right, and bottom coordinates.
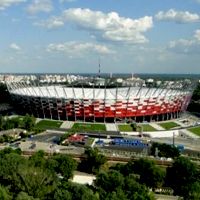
(7, 83, 193, 122)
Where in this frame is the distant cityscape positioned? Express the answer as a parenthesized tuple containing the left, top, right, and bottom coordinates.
(1, 73, 200, 84)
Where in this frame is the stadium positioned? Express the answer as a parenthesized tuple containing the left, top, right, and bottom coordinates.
(6, 76, 195, 123)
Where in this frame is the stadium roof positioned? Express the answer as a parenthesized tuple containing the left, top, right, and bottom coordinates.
(10, 86, 188, 100)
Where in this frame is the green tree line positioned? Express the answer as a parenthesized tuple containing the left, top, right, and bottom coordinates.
(188, 82, 200, 113)
(0, 114, 36, 132)
(0, 114, 36, 143)
(0, 147, 199, 200)
(0, 83, 10, 103)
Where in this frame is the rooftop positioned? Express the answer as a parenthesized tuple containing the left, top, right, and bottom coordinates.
(10, 85, 189, 100)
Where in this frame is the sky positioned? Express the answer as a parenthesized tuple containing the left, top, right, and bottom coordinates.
(0, 0, 200, 74)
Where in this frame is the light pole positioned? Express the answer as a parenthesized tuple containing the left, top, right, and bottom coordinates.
(172, 132, 175, 147)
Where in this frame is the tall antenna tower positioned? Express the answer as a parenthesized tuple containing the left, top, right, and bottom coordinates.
(98, 57, 101, 78)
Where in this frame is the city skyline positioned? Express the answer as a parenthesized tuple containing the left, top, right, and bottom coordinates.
(0, 0, 200, 74)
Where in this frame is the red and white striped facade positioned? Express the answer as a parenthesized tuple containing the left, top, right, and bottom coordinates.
(8, 84, 193, 122)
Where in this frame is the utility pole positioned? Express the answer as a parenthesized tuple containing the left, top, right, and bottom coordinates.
(172, 132, 175, 147)
(155, 147, 159, 158)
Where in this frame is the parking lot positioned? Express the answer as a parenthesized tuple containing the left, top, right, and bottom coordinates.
(29, 130, 66, 143)
(18, 141, 84, 155)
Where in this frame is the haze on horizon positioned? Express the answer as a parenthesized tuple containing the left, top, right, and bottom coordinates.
(0, 0, 200, 74)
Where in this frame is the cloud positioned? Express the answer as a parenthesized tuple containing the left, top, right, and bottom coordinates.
(0, 0, 26, 10)
(194, 29, 200, 41)
(36, 8, 153, 44)
(155, 9, 200, 23)
(11, 18, 20, 23)
(63, 8, 153, 44)
(46, 41, 115, 56)
(60, 0, 76, 2)
(26, 0, 53, 14)
(9, 43, 21, 51)
(34, 16, 64, 28)
(169, 39, 195, 53)
(168, 29, 200, 54)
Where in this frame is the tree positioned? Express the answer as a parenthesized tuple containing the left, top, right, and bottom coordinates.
(54, 181, 99, 200)
(0, 115, 4, 131)
(3, 119, 15, 130)
(16, 192, 39, 200)
(187, 83, 200, 113)
(0, 185, 12, 200)
(104, 189, 128, 200)
(66, 182, 99, 200)
(0, 149, 58, 199)
(23, 114, 36, 131)
(79, 147, 107, 174)
(0, 152, 27, 195)
(95, 169, 155, 200)
(0, 152, 27, 180)
(0, 147, 21, 158)
(187, 181, 200, 200)
(130, 123, 137, 131)
(0, 134, 13, 143)
(53, 185, 72, 200)
(0, 83, 10, 103)
(29, 150, 46, 168)
(45, 157, 59, 173)
(166, 157, 199, 199)
(52, 154, 77, 180)
(151, 142, 180, 158)
(15, 166, 57, 199)
(95, 170, 124, 193)
(0, 116, 22, 131)
(10, 117, 21, 128)
(124, 174, 155, 200)
(0, 136, 5, 143)
(110, 163, 127, 176)
(190, 83, 200, 101)
(126, 158, 165, 190)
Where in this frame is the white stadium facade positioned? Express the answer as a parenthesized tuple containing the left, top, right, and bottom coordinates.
(6, 77, 195, 123)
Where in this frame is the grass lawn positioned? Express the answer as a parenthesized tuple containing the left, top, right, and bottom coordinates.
(159, 122, 180, 130)
(118, 124, 133, 132)
(188, 126, 200, 136)
(71, 123, 106, 132)
(119, 124, 156, 132)
(140, 124, 157, 132)
(35, 120, 62, 129)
